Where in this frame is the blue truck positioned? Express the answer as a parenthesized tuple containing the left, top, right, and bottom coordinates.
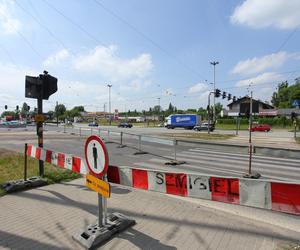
(165, 114, 201, 129)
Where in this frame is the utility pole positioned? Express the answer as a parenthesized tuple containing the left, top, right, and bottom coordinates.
(210, 61, 219, 123)
(207, 91, 214, 134)
(107, 84, 112, 125)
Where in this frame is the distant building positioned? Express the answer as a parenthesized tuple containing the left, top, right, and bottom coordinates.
(118, 116, 145, 122)
(80, 111, 111, 121)
(225, 96, 274, 117)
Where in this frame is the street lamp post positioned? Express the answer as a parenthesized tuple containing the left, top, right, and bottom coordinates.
(210, 61, 219, 123)
(107, 84, 112, 125)
(157, 97, 161, 122)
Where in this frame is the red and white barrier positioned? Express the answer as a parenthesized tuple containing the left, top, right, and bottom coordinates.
(27, 144, 88, 175)
(27, 144, 300, 216)
(107, 165, 300, 216)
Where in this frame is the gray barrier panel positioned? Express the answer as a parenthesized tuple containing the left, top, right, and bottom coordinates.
(255, 146, 300, 160)
(141, 136, 173, 146)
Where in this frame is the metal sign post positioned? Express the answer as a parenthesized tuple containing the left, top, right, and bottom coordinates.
(243, 91, 260, 179)
(37, 97, 44, 176)
(84, 135, 109, 226)
(25, 70, 57, 177)
(73, 135, 135, 249)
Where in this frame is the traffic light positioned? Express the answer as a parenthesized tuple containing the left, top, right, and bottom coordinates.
(16, 105, 19, 110)
(222, 91, 226, 99)
(4, 105, 7, 110)
(39, 71, 58, 100)
(227, 94, 232, 101)
(215, 89, 221, 98)
(233, 96, 236, 102)
(25, 75, 41, 99)
(25, 71, 57, 100)
(27, 106, 30, 111)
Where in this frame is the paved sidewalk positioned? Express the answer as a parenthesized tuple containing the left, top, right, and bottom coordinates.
(0, 178, 299, 250)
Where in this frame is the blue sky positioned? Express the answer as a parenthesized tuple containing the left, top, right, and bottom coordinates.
(0, 0, 300, 113)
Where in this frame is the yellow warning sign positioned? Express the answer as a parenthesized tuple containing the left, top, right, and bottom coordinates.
(35, 114, 44, 122)
(86, 174, 110, 198)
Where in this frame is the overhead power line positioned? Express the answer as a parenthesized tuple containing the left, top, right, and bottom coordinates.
(15, 0, 71, 54)
(42, 0, 107, 47)
(93, 0, 207, 80)
(276, 25, 300, 53)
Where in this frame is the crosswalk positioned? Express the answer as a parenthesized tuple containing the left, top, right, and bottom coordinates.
(133, 147, 300, 182)
(226, 135, 299, 149)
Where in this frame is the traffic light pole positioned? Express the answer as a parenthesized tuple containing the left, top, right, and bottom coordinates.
(207, 91, 214, 134)
(37, 97, 44, 177)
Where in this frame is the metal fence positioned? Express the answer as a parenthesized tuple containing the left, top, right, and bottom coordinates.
(46, 124, 300, 160)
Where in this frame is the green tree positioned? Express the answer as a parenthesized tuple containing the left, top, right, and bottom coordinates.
(73, 106, 85, 112)
(271, 80, 300, 108)
(214, 103, 223, 117)
(47, 111, 55, 120)
(55, 104, 66, 117)
(21, 102, 29, 117)
(1, 111, 16, 118)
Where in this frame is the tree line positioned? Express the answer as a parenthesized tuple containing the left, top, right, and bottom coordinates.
(271, 78, 300, 108)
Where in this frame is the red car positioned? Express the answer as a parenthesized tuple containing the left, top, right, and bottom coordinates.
(250, 124, 271, 132)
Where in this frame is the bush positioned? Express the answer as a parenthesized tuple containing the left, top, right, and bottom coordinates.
(218, 116, 298, 127)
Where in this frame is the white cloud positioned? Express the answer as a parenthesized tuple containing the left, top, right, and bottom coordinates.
(236, 72, 284, 87)
(73, 45, 153, 82)
(253, 87, 274, 103)
(197, 90, 211, 107)
(119, 79, 152, 91)
(188, 83, 208, 94)
(231, 52, 291, 76)
(231, 0, 300, 29)
(0, 0, 21, 34)
(43, 49, 70, 67)
(0, 62, 38, 113)
(0, 44, 155, 113)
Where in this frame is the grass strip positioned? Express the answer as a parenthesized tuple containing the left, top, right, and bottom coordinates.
(0, 150, 81, 196)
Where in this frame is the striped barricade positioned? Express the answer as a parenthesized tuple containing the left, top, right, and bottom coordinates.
(26, 144, 300, 216)
(27, 144, 88, 174)
(107, 165, 300, 216)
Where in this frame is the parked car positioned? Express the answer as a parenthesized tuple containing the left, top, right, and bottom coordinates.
(193, 122, 215, 132)
(250, 124, 271, 132)
(88, 122, 98, 127)
(118, 122, 133, 128)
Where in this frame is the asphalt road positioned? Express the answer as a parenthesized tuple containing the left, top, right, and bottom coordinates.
(46, 123, 300, 149)
(1, 126, 300, 182)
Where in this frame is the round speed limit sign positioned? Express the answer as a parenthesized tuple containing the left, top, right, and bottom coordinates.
(84, 135, 109, 178)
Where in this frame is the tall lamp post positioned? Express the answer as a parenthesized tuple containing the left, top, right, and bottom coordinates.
(107, 84, 112, 125)
(210, 61, 219, 123)
(157, 97, 161, 123)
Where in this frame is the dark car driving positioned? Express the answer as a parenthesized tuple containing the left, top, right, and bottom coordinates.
(193, 122, 215, 132)
(118, 122, 133, 128)
(88, 122, 98, 127)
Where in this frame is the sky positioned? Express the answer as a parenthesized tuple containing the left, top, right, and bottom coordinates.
(0, 0, 300, 113)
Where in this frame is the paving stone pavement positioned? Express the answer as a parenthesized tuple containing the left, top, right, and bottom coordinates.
(0, 178, 299, 250)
